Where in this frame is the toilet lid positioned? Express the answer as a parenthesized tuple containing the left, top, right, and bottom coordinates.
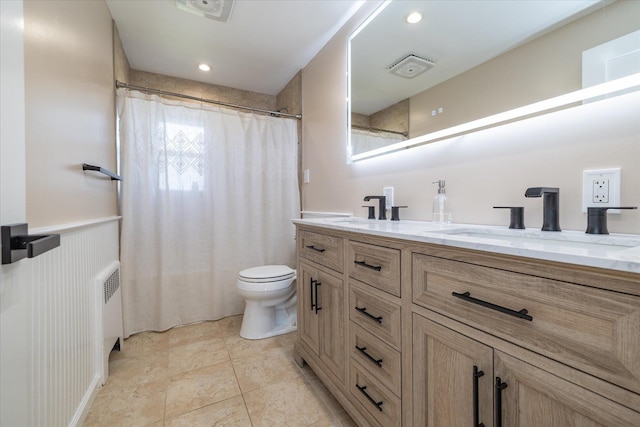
(239, 265, 295, 282)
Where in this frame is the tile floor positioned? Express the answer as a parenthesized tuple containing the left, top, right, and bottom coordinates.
(84, 315, 357, 426)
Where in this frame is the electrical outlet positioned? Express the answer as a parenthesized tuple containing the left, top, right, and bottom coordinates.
(582, 168, 621, 213)
(383, 186, 394, 210)
(592, 179, 609, 203)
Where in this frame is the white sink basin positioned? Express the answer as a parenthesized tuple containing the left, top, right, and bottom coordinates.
(428, 227, 640, 253)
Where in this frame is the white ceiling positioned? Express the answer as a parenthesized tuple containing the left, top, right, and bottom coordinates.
(106, 0, 364, 95)
(351, 0, 607, 115)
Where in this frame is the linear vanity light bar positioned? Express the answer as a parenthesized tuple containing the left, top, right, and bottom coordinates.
(350, 0, 391, 40)
(350, 72, 640, 162)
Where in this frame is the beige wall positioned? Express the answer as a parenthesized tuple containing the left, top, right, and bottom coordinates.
(370, 99, 409, 135)
(276, 70, 302, 117)
(24, 0, 117, 227)
(276, 71, 303, 198)
(302, 1, 640, 234)
(351, 99, 409, 135)
(129, 69, 277, 111)
(410, 0, 640, 137)
(114, 22, 130, 84)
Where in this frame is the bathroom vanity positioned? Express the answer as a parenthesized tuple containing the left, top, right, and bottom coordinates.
(292, 218, 640, 426)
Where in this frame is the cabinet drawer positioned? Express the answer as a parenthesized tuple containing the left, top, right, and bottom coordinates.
(348, 241, 400, 297)
(350, 359, 401, 427)
(350, 322, 401, 397)
(413, 252, 640, 395)
(350, 281, 401, 350)
(298, 230, 343, 273)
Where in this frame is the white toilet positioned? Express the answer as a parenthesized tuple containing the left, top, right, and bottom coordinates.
(236, 265, 297, 340)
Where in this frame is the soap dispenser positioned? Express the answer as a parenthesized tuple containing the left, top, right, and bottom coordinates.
(432, 180, 452, 224)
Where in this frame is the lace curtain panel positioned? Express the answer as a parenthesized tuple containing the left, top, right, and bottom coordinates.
(117, 89, 300, 336)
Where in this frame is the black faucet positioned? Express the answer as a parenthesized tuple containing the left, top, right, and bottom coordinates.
(586, 206, 638, 234)
(524, 187, 560, 231)
(363, 196, 386, 220)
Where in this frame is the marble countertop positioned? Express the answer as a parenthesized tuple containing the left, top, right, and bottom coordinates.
(293, 217, 640, 274)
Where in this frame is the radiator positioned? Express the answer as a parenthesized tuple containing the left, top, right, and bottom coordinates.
(95, 260, 124, 384)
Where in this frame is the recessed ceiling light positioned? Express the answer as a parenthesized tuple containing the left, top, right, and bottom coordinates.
(198, 63, 211, 71)
(406, 12, 422, 24)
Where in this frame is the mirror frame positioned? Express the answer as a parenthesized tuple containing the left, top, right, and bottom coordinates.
(347, 1, 640, 163)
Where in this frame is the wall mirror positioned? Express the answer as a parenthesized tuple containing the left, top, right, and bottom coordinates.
(348, 0, 640, 162)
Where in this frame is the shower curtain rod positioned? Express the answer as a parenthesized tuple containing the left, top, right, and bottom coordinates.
(115, 80, 302, 120)
(351, 124, 408, 137)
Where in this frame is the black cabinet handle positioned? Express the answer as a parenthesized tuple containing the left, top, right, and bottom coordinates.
(495, 377, 508, 427)
(305, 245, 325, 253)
(309, 278, 316, 311)
(354, 260, 382, 271)
(356, 384, 383, 412)
(473, 366, 485, 427)
(355, 345, 383, 367)
(314, 279, 322, 314)
(452, 291, 533, 321)
(355, 306, 383, 324)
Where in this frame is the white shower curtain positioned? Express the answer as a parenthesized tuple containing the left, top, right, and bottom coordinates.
(117, 89, 300, 336)
(350, 128, 406, 156)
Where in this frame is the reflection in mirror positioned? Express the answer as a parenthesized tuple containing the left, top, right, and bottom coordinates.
(348, 0, 640, 161)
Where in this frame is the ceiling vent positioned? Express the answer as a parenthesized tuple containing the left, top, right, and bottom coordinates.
(388, 54, 435, 79)
(176, 0, 235, 22)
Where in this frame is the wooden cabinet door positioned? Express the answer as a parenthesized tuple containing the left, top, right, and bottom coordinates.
(318, 269, 345, 383)
(495, 351, 640, 427)
(413, 313, 494, 427)
(298, 261, 319, 354)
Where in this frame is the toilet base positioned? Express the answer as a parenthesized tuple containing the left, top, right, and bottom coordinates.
(239, 298, 297, 340)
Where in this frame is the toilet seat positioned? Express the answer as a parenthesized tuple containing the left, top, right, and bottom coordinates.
(236, 264, 297, 340)
(238, 265, 295, 283)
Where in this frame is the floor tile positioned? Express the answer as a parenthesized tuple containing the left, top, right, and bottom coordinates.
(273, 330, 297, 348)
(243, 375, 336, 427)
(231, 345, 305, 394)
(165, 360, 241, 419)
(83, 380, 167, 426)
(168, 335, 230, 375)
(104, 349, 170, 390)
(164, 395, 252, 427)
(85, 316, 356, 426)
(122, 330, 172, 354)
(218, 315, 243, 338)
(224, 333, 285, 361)
(166, 320, 222, 347)
(304, 371, 347, 417)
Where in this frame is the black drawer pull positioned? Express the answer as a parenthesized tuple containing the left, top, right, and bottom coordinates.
(355, 306, 383, 324)
(355, 345, 383, 367)
(305, 245, 325, 253)
(354, 260, 382, 271)
(495, 377, 508, 427)
(356, 384, 383, 412)
(452, 291, 533, 321)
(473, 366, 485, 427)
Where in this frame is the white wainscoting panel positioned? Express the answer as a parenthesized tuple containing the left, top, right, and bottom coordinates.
(28, 218, 119, 426)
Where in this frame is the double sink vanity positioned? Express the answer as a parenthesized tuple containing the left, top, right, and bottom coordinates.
(292, 217, 640, 426)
